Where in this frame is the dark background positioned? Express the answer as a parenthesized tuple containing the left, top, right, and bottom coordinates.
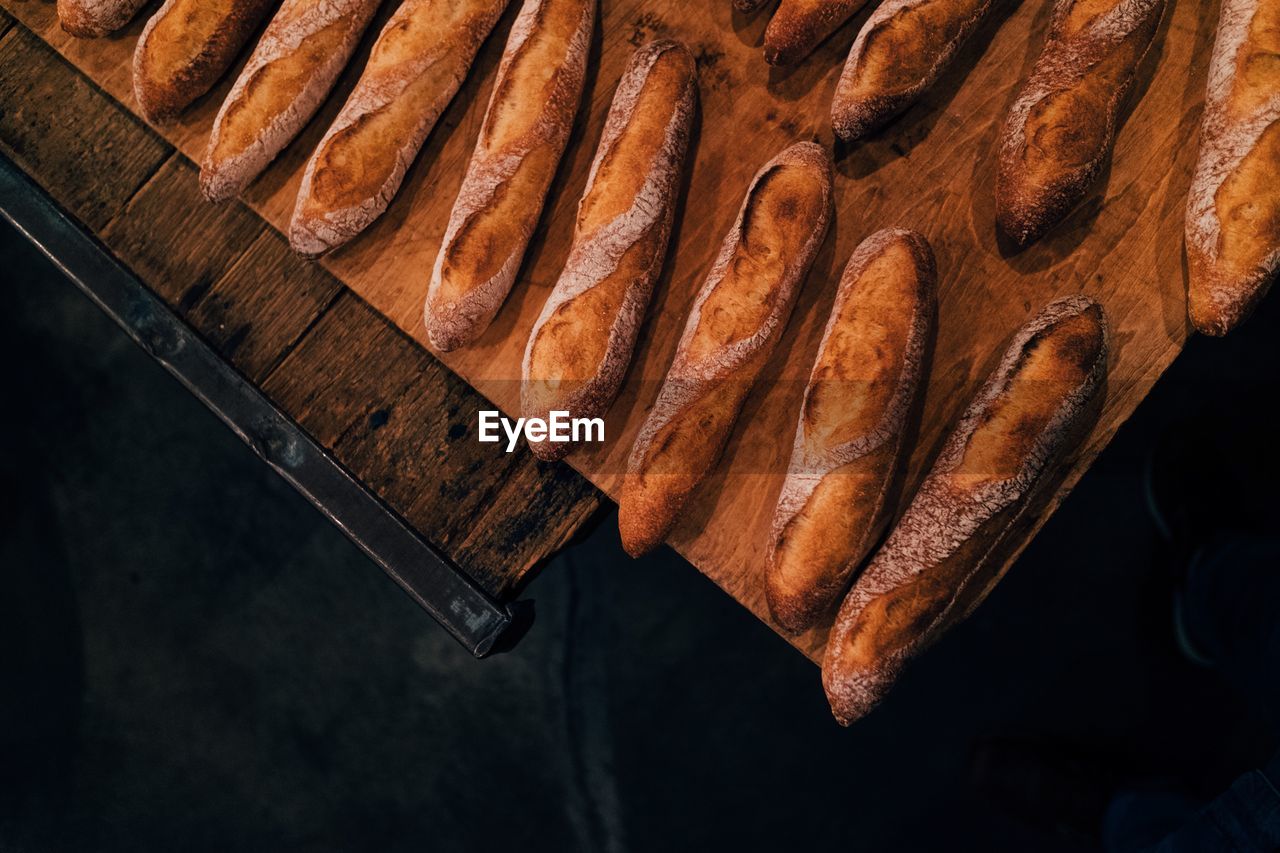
(2, 218, 1276, 852)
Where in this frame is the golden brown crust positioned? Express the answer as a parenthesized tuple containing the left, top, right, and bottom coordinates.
(764, 0, 870, 66)
(58, 0, 149, 37)
(424, 0, 597, 352)
(995, 0, 1165, 245)
(764, 228, 937, 634)
(618, 142, 833, 557)
(200, 0, 382, 203)
(520, 41, 698, 461)
(289, 0, 509, 256)
(1186, 0, 1280, 335)
(821, 296, 1108, 725)
(133, 0, 276, 123)
(831, 0, 994, 141)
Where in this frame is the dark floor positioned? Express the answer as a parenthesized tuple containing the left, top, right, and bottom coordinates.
(1, 218, 1277, 853)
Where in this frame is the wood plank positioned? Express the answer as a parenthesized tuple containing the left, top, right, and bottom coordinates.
(101, 160, 601, 593)
(97, 154, 340, 386)
(259, 294, 427, 448)
(0, 0, 1207, 660)
(100, 156, 266, 310)
(260, 293, 601, 595)
(187, 228, 344, 385)
(0, 28, 601, 596)
(0, 23, 168, 231)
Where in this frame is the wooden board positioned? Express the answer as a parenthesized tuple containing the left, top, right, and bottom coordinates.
(0, 20, 601, 599)
(1, 0, 1206, 660)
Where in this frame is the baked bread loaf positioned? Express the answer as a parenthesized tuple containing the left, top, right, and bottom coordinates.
(133, 0, 277, 124)
(200, 0, 382, 202)
(424, 0, 596, 352)
(520, 40, 698, 461)
(733, 0, 772, 11)
(764, 0, 869, 66)
(290, 0, 509, 257)
(822, 296, 1108, 725)
(618, 142, 833, 557)
(831, 0, 996, 141)
(765, 228, 937, 634)
(1185, 0, 1280, 336)
(995, 0, 1165, 245)
(58, 0, 149, 37)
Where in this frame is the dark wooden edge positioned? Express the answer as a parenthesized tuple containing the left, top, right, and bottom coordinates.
(1, 144, 543, 657)
(1, 16, 603, 610)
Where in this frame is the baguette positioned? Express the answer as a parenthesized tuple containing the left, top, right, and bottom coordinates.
(822, 296, 1108, 725)
(1185, 0, 1280, 336)
(290, 0, 510, 257)
(57, 0, 149, 37)
(199, 0, 383, 202)
(831, 0, 996, 142)
(618, 142, 833, 558)
(765, 228, 937, 634)
(133, 0, 277, 124)
(995, 0, 1164, 245)
(520, 41, 698, 461)
(764, 0, 869, 66)
(424, 0, 597, 352)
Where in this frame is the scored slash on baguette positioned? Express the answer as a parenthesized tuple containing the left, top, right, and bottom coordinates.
(764, 0, 870, 66)
(57, 0, 149, 37)
(822, 295, 1108, 725)
(133, 0, 277, 124)
(765, 228, 937, 635)
(289, 0, 510, 257)
(831, 0, 996, 142)
(520, 39, 699, 462)
(424, 0, 597, 353)
(1185, 0, 1280, 336)
(618, 141, 833, 558)
(995, 0, 1165, 246)
(199, 0, 383, 203)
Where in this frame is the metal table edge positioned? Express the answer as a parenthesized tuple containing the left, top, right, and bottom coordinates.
(0, 153, 532, 658)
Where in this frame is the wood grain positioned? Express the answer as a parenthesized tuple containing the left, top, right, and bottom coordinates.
(0, 22, 169, 230)
(260, 292, 601, 594)
(102, 154, 265, 303)
(1, 0, 1206, 660)
(187, 229, 344, 384)
(0, 19, 601, 599)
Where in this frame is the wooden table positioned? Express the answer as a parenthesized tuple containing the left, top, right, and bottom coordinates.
(0, 10, 602, 654)
(0, 0, 1203, 664)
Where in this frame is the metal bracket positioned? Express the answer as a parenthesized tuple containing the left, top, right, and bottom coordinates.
(0, 154, 531, 658)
